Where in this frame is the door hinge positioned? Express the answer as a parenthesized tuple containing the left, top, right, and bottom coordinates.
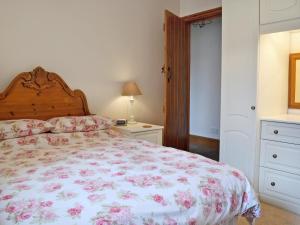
(163, 23, 165, 32)
(161, 65, 165, 74)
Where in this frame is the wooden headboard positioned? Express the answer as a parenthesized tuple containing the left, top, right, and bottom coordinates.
(0, 67, 91, 120)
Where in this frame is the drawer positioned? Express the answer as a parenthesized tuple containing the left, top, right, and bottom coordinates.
(259, 168, 300, 206)
(261, 140, 300, 175)
(261, 121, 300, 144)
(132, 130, 162, 145)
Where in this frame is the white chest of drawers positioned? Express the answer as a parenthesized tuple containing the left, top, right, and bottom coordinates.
(260, 118, 300, 215)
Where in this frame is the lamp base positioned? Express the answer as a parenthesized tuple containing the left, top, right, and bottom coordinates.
(127, 116, 137, 124)
(128, 97, 137, 124)
(127, 120, 138, 125)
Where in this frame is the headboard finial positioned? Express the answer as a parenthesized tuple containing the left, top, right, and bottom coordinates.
(22, 66, 55, 94)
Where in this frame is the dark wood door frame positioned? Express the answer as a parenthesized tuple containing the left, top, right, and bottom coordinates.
(182, 7, 222, 23)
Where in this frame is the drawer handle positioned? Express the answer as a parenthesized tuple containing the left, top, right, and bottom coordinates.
(273, 130, 279, 134)
(272, 154, 278, 159)
(271, 182, 276, 187)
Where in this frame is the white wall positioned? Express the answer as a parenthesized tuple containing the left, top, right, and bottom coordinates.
(180, 0, 221, 17)
(190, 17, 221, 139)
(0, 0, 179, 125)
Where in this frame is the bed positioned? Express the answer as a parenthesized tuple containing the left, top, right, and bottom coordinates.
(0, 67, 260, 225)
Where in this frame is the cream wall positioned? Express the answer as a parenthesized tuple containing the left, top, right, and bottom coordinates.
(290, 31, 300, 53)
(0, 0, 179, 125)
(259, 30, 300, 116)
(290, 31, 300, 103)
(180, 0, 221, 16)
(258, 32, 290, 117)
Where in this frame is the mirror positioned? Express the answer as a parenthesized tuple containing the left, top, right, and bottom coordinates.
(289, 53, 300, 108)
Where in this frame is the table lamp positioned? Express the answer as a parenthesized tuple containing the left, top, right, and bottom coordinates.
(122, 81, 142, 124)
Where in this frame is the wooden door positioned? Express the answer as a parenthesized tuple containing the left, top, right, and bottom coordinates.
(163, 10, 189, 150)
(220, 0, 259, 186)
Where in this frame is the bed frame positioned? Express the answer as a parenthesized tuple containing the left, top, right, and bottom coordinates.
(0, 67, 91, 120)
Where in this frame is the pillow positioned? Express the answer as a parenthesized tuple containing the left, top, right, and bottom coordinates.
(48, 115, 113, 133)
(0, 119, 53, 140)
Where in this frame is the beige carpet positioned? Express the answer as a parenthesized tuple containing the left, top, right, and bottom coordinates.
(238, 202, 300, 225)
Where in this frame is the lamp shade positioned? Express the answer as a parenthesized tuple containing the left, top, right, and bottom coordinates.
(122, 81, 142, 96)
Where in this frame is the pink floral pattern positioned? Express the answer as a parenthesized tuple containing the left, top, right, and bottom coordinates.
(0, 119, 53, 140)
(48, 116, 113, 133)
(67, 204, 84, 218)
(174, 190, 196, 210)
(0, 130, 260, 224)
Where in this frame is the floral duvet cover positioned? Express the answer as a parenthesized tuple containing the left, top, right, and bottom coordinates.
(0, 130, 260, 225)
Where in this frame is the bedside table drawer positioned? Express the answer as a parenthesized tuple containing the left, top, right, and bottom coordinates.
(261, 121, 300, 144)
(132, 130, 162, 145)
(260, 140, 300, 175)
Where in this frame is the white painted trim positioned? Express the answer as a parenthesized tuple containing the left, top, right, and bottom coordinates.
(288, 108, 300, 115)
(260, 17, 300, 34)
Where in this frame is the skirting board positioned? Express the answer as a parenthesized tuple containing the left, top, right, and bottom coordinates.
(259, 194, 300, 216)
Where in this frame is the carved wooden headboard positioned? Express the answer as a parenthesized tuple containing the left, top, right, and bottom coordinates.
(0, 67, 91, 120)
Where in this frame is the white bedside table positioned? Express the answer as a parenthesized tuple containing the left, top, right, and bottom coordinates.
(113, 122, 163, 145)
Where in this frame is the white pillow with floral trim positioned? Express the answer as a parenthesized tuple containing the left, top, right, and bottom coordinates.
(0, 119, 54, 140)
(48, 115, 113, 133)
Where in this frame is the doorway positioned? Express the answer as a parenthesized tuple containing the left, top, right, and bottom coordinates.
(189, 16, 222, 161)
(163, 8, 222, 158)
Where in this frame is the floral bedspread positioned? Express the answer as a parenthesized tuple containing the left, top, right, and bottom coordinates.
(0, 130, 260, 225)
